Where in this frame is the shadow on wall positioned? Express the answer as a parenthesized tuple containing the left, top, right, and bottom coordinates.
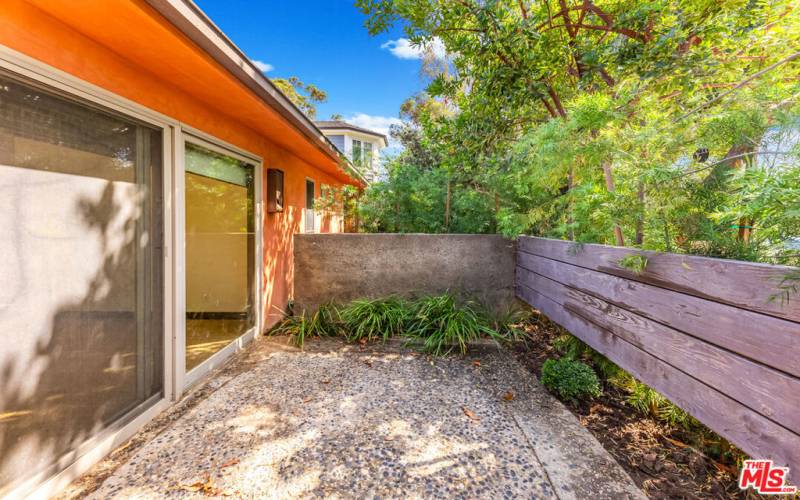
(0, 181, 162, 494)
(262, 201, 301, 328)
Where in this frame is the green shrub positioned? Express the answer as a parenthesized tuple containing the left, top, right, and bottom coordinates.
(540, 358, 601, 403)
(554, 333, 624, 380)
(405, 294, 502, 355)
(339, 296, 409, 342)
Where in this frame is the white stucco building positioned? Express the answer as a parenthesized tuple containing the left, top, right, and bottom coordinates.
(316, 120, 388, 179)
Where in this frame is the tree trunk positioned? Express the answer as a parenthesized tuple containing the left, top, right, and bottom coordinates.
(493, 191, 500, 233)
(635, 181, 645, 246)
(602, 162, 625, 246)
(662, 211, 672, 252)
(444, 179, 451, 232)
(567, 166, 575, 241)
(703, 143, 756, 242)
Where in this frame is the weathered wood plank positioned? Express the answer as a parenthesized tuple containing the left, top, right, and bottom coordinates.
(518, 236, 800, 322)
(517, 252, 800, 378)
(517, 267, 800, 434)
(516, 284, 800, 474)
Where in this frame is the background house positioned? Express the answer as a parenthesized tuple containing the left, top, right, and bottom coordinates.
(317, 120, 388, 180)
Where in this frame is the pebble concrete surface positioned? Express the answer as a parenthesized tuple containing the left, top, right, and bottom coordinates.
(81, 337, 643, 499)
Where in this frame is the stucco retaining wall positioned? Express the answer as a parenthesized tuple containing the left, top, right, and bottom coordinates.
(293, 234, 516, 313)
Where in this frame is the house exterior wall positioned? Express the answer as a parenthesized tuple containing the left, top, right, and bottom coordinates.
(0, 0, 355, 328)
(0, 1, 364, 496)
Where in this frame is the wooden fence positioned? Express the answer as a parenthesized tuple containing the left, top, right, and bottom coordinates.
(515, 236, 800, 474)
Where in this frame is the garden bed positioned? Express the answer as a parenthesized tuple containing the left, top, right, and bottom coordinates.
(512, 310, 747, 499)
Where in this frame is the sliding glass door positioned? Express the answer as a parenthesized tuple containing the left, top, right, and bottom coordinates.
(184, 142, 256, 372)
(0, 72, 164, 495)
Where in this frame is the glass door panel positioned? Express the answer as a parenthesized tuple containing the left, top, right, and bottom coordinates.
(184, 143, 255, 371)
(0, 73, 163, 495)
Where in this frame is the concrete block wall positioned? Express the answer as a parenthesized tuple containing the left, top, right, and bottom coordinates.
(293, 234, 516, 313)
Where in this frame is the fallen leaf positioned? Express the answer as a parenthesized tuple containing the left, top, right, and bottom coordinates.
(502, 391, 515, 401)
(714, 461, 738, 475)
(472, 360, 481, 367)
(179, 482, 204, 493)
(179, 473, 216, 494)
(358, 338, 367, 345)
(462, 406, 480, 421)
(220, 458, 239, 469)
(664, 437, 688, 448)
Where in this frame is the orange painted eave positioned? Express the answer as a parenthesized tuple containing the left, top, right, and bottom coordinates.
(13, 0, 362, 187)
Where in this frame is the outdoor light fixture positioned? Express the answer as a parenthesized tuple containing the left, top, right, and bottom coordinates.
(267, 168, 284, 212)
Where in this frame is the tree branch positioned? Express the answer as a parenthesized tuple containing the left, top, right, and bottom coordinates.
(518, 0, 528, 19)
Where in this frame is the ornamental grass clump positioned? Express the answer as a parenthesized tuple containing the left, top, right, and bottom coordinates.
(269, 301, 341, 348)
(540, 358, 601, 403)
(405, 294, 502, 356)
(339, 296, 409, 342)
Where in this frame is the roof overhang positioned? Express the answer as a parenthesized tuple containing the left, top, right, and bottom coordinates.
(143, 0, 367, 185)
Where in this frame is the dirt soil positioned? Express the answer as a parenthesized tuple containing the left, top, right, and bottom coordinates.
(511, 311, 753, 500)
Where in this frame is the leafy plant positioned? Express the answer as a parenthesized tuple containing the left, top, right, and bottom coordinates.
(769, 269, 800, 306)
(405, 294, 502, 355)
(617, 254, 649, 275)
(625, 381, 697, 429)
(554, 333, 624, 380)
(488, 304, 533, 344)
(553, 333, 593, 360)
(339, 296, 409, 342)
(540, 358, 602, 403)
(269, 302, 341, 348)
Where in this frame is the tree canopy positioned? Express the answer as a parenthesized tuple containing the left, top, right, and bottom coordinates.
(273, 76, 328, 118)
(355, 0, 800, 264)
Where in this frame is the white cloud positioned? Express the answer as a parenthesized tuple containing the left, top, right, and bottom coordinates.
(380, 37, 446, 60)
(347, 113, 402, 138)
(252, 60, 274, 73)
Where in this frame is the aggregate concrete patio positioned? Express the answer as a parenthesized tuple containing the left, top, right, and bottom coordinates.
(67, 336, 644, 499)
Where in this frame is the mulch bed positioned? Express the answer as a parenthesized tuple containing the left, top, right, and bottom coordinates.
(511, 311, 752, 500)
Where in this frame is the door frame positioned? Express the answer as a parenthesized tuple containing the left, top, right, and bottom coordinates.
(174, 128, 264, 393)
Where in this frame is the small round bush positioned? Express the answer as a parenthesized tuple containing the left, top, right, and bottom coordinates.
(540, 358, 601, 403)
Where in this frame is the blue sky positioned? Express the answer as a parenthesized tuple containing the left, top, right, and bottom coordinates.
(194, 0, 427, 137)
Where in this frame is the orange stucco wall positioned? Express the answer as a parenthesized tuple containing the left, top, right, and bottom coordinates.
(0, 0, 356, 327)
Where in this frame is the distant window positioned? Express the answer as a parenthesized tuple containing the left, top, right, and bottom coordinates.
(305, 179, 315, 233)
(351, 139, 373, 168)
(327, 134, 345, 152)
(363, 142, 373, 166)
(351, 139, 362, 165)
